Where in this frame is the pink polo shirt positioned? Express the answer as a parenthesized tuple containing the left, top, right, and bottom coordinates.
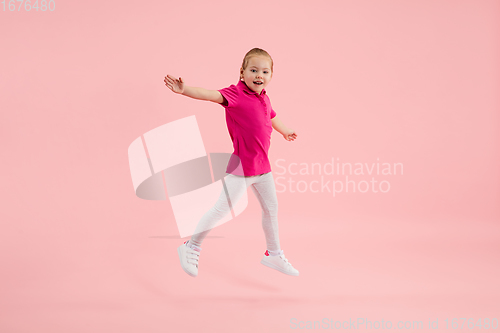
(218, 80, 277, 176)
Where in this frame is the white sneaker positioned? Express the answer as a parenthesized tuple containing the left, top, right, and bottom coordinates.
(260, 249, 299, 276)
(177, 240, 201, 277)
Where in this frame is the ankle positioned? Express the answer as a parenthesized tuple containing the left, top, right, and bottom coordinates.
(186, 240, 202, 252)
(268, 249, 283, 256)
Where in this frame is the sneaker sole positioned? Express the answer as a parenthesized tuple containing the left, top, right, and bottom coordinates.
(177, 246, 197, 277)
(260, 259, 299, 276)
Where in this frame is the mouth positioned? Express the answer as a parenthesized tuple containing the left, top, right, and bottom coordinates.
(253, 81, 263, 85)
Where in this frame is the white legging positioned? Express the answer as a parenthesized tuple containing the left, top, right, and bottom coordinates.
(189, 171, 281, 252)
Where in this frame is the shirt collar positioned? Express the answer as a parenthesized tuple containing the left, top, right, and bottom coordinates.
(238, 80, 266, 96)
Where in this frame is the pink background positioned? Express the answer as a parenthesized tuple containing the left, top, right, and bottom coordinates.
(1, 0, 499, 332)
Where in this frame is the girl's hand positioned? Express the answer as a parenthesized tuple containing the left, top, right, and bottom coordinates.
(283, 129, 297, 141)
(164, 74, 185, 94)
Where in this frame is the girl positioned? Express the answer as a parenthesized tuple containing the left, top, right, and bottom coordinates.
(164, 48, 299, 278)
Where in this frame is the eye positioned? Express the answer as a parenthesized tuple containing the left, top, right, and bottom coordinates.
(251, 69, 257, 72)
(264, 71, 269, 74)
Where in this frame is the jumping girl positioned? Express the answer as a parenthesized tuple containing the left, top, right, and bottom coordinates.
(164, 47, 299, 277)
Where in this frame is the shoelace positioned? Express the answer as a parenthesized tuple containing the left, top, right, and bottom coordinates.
(186, 248, 200, 267)
(279, 254, 292, 266)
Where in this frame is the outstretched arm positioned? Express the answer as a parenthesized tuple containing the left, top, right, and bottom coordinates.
(272, 116, 297, 141)
(164, 75, 223, 104)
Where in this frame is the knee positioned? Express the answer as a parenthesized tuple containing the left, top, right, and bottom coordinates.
(263, 200, 278, 215)
(212, 201, 231, 215)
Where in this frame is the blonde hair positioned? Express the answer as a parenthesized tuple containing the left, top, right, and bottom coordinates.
(240, 48, 274, 81)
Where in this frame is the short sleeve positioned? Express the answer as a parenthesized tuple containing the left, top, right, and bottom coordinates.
(217, 84, 239, 108)
(270, 108, 276, 119)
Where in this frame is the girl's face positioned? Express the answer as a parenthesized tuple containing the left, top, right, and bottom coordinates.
(240, 55, 273, 94)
